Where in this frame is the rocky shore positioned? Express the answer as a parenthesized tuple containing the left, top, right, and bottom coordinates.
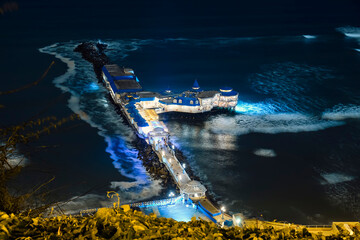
(74, 41, 110, 81)
(73, 41, 227, 206)
(74, 42, 179, 198)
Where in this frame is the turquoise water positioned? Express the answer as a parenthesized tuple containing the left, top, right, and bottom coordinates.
(141, 201, 208, 222)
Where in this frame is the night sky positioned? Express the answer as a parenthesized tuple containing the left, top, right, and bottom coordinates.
(1, 0, 360, 41)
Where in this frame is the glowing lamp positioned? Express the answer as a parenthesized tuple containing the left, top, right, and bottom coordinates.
(220, 87, 233, 93)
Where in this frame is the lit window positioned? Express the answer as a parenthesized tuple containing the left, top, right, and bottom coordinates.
(179, 99, 182, 104)
(190, 100, 193, 105)
(173, 99, 177, 103)
(196, 101, 198, 104)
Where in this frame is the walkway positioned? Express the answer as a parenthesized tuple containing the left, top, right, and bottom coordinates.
(151, 138, 191, 189)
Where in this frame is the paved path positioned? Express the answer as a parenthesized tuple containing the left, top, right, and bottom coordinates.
(151, 138, 191, 189)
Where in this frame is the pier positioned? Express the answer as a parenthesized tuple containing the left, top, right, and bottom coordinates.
(73, 43, 236, 226)
(71, 42, 360, 232)
(100, 63, 236, 226)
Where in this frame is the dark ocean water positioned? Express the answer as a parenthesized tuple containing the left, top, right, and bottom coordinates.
(1, 0, 360, 224)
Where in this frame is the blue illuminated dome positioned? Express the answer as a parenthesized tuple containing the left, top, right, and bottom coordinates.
(220, 86, 233, 92)
(220, 86, 237, 97)
(192, 79, 201, 91)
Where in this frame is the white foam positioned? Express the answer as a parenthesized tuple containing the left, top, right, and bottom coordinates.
(38, 41, 165, 208)
(337, 26, 360, 37)
(254, 149, 277, 157)
(337, 26, 360, 48)
(321, 173, 355, 185)
(110, 179, 163, 200)
(0, 142, 27, 167)
(206, 113, 343, 136)
(344, 33, 360, 38)
(303, 35, 316, 39)
(39, 44, 76, 93)
(322, 104, 360, 120)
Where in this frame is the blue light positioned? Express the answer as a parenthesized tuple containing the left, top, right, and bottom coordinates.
(235, 101, 278, 115)
(142, 201, 207, 222)
(85, 82, 100, 92)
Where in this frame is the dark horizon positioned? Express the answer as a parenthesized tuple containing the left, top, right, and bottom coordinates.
(1, 0, 360, 42)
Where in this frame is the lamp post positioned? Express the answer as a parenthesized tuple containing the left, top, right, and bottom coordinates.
(221, 206, 226, 221)
(171, 144, 175, 156)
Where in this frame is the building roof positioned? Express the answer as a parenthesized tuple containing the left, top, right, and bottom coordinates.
(197, 91, 218, 99)
(181, 180, 207, 194)
(113, 79, 142, 92)
(199, 199, 220, 216)
(221, 90, 238, 97)
(192, 79, 200, 89)
(104, 64, 134, 78)
(125, 101, 149, 127)
(102, 65, 142, 93)
(220, 86, 233, 92)
(137, 91, 162, 100)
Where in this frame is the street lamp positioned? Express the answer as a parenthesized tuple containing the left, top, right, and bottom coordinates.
(221, 206, 226, 220)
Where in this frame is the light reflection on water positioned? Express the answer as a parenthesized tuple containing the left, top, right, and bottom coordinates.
(141, 201, 207, 222)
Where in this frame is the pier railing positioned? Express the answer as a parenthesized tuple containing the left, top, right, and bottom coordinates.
(130, 196, 182, 208)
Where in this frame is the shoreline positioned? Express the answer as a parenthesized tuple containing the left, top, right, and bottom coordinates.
(73, 41, 234, 225)
(74, 42, 196, 200)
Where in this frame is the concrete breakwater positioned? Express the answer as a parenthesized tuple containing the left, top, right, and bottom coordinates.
(74, 41, 234, 226)
(74, 42, 188, 197)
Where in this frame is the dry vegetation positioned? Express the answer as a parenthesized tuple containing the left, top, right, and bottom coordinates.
(1, 207, 354, 240)
(0, 61, 79, 215)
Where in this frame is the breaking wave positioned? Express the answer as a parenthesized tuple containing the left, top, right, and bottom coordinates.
(302, 35, 316, 39)
(253, 149, 277, 157)
(39, 41, 163, 206)
(320, 173, 355, 185)
(0, 142, 27, 167)
(322, 104, 360, 120)
(337, 26, 360, 52)
(337, 26, 360, 39)
(206, 113, 343, 136)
